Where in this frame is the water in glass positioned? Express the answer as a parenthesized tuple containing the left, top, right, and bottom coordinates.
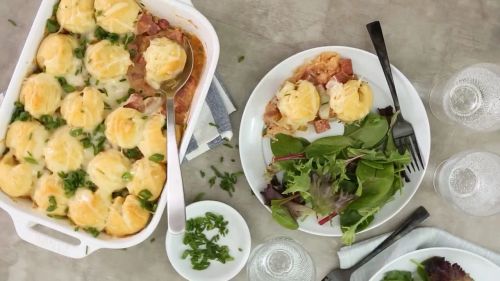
(434, 150, 500, 216)
(429, 63, 500, 131)
(247, 237, 315, 281)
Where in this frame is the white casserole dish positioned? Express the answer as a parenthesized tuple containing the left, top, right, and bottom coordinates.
(0, 0, 219, 258)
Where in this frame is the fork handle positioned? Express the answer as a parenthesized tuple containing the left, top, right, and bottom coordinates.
(166, 97, 186, 234)
(351, 206, 429, 270)
(366, 21, 400, 112)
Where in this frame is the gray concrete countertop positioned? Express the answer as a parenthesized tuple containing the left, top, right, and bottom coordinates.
(1, 0, 500, 280)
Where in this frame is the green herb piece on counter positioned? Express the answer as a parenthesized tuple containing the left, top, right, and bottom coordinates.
(237, 55, 245, 63)
(219, 156, 224, 163)
(193, 192, 205, 202)
(208, 122, 218, 128)
(238, 248, 242, 252)
(223, 143, 233, 148)
(122, 172, 133, 181)
(46, 19, 59, 33)
(8, 19, 17, 26)
(83, 227, 100, 237)
(23, 153, 38, 165)
(148, 153, 164, 163)
(182, 212, 234, 270)
(208, 176, 216, 187)
(150, 237, 156, 243)
(381, 270, 414, 281)
(58, 169, 87, 197)
(11, 101, 31, 122)
(199, 170, 205, 178)
(39, 115, 66, 131)
(46, 196, 57, 212)
(209, 166, 243, 197)
(123, 147, 143, 160)
(56, 77, 76, 93)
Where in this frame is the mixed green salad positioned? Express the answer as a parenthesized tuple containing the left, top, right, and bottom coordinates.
(382, 256, 473, 281)
(262, 108, 411, 245)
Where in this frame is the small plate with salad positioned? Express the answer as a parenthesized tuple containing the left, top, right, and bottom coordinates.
(369, 247, 500, 281)
(239, 46, 430, 243)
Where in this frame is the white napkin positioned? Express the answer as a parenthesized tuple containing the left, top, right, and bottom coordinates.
(338, 227, 500, 281)
(185, 75, 236, 160)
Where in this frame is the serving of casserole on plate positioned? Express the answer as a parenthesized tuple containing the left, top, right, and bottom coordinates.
(0, 0, 219, 258)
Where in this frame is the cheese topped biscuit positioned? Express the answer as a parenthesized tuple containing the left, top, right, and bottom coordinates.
(44, 126, 85, 173)
(36, 34, 78, 76)
(60, 87, 105, 132)
(0, 152, 36, 197)
(85, 40, 132, 80)
(143, 37, 187, 89)
(95, 0, 141, 34)
(56, 0, 96, 34)
(20, 73, 62, 118)
(105, 107, 145, 148)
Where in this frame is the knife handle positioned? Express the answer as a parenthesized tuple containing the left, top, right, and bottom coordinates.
(352, 206, 430, 270)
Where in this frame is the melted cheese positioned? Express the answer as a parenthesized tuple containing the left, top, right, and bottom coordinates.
(61, 87, 105, 132)
(95, 0, 141, 34)
(85, 40, 132, 80)
(20, 73, 62, 118)
(56, 0, 96, 34)
(44, 126, 85, 173)
(105, 107, 146, 148)
(126, 158, 165, 201)
(277, 80, 320, 129)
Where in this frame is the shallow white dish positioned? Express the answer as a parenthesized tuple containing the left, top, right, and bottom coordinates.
(369, 247, 500, 281)
(0, 0, 219, 258)
(239, 46, 430, 237)
(166, 200, 251, 281)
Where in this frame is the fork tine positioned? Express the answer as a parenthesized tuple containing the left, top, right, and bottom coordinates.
(404, 137, 419, 171)
(395, 137, 413, 173)
(410, 133, 424, 169)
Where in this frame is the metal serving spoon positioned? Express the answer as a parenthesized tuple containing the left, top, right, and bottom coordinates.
(159, 37, 194, 235)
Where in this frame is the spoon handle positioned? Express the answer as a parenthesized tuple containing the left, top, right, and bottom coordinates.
(166, 96, 186, 234)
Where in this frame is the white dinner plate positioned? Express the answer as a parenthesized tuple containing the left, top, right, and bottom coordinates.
(369, 247, 500, 281)
(239, 46, 431, 236)
(165, 201, 251, 281)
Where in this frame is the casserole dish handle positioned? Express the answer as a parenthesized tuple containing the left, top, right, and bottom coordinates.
(12, 214, 96, 259)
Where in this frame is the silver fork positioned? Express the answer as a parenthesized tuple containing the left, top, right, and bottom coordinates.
(160, 37, 194, 235)
(366, 21, 425, 173)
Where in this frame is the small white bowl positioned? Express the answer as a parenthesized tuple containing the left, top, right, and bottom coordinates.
(166, 200, 251, 281)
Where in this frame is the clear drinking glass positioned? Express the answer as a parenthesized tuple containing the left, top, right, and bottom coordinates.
(434, 150, 500, 216)
(247, 237, 315, 281)
(429, 63, 500, 131)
